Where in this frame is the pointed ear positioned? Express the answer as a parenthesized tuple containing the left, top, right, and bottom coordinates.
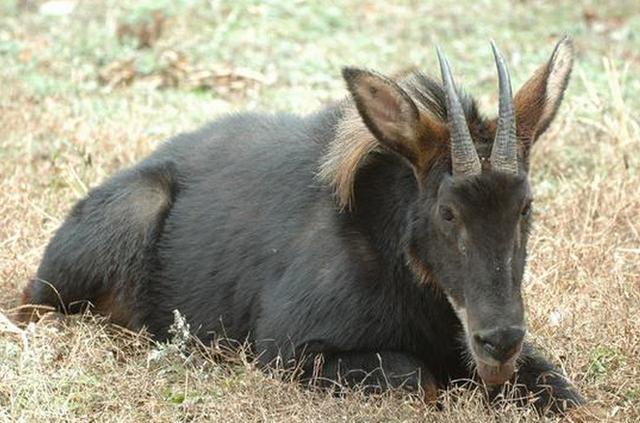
(342, 67, 444, 173)
(514, 37, 574, 151)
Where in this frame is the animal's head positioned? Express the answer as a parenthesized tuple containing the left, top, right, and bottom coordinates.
(331, 38, 574, 384)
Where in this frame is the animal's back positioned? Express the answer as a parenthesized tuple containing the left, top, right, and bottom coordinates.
(139, 109, 348, 341)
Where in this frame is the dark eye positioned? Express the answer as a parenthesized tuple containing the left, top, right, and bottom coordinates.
(521, 200, 533, 217)
(440, 206, 455, 222)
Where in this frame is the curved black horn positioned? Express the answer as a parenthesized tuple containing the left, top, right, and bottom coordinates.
(490, 41, 518, 175)
(436, 47, 481, 178)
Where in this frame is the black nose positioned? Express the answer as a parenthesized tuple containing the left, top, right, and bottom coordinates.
(474, 327, 525, 363)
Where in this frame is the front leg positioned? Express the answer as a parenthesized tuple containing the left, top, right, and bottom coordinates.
(491, 343, 585, 415)
(303, 350, 438, 402)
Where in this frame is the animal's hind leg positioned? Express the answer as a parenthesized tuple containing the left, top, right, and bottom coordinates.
(20, 161, 177, 328)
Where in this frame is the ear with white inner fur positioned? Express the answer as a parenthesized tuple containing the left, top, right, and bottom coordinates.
(342, 67, 426, 170)
(513, 37, 574, 153)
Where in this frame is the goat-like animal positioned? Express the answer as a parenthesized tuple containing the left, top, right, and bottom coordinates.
(22, 38, 583, 414)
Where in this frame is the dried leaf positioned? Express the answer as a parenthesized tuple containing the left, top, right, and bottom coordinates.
(97, 49, 273, 99)
(97, 59, 137, 90)
(116, 10, 165, 49)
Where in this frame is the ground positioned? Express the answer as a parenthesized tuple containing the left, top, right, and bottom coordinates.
(1, 0, 639, 421)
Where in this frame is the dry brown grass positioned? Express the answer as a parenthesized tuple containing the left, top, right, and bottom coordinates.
(1, 0, 639, 421)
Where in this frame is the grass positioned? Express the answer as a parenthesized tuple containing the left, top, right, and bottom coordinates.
(1, 0, 639, 421)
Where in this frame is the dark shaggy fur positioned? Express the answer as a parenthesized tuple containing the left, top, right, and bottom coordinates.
(22, 39, 583, 415)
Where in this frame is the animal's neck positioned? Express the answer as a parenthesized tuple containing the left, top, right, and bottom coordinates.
(349, 153, 418, 274)
(347, 157, 464, 373)
(347, 154, 456, 305)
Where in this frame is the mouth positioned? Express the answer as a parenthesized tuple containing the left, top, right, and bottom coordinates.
(444, 295, 524, 385)
(471, 341, 522, 385)
(474, 356, 518, 385)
